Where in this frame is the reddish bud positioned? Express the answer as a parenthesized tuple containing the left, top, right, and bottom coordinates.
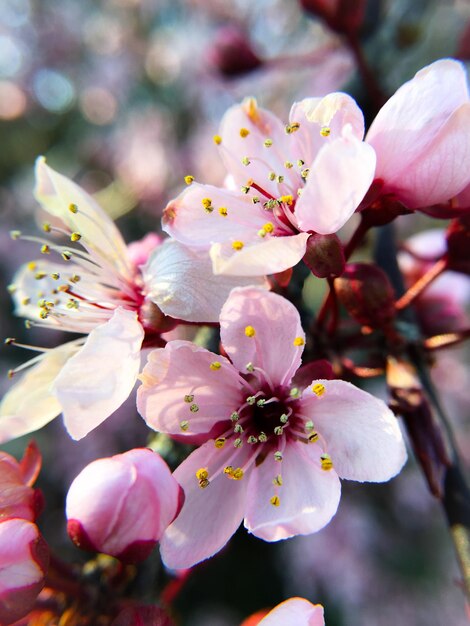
(207, 26, 263, 78)
(336, 263, 396, 328)
(0, 441, 43, 522)
(303, 233, 345, 278)
(0, 519, 49, 624)
(66, 449, 181, 563)
(300, 0, 366, 35)
(446, 215, 470, 275)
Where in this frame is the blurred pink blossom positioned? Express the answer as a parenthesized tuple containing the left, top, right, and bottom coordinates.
(253, 597, 324, 626)
(66, 448, 181, 563)
(0, 518, 49, 625)
(138, 287, 406, 568)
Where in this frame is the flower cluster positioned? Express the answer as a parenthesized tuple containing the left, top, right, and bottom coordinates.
(0, 56, 469, 624)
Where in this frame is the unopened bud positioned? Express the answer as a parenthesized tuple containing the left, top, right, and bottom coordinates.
(207, 26, 263, 78)
(336, 263, 396, 328)
(303, 233, 345, 278)
(446, 215, 470, 275)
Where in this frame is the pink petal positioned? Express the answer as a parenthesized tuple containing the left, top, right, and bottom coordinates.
(244, 441, 341, 541)
(0, 343, 78, 444)
(295, 132, 376, 234)
(210, 232, 310, 276)
(386, 103, 470, 208)
(367, 59, 469, 183)
(53, 308, 144, 440)
(163, 183, 266, 247)
(259, 598, 325, 626)
(300, 379, 407, 482)
(160, 440, 250, 569)
(220, 287, 305, 386)
(0, 518, 46, 588)
(289, 93, 365, 166)
(137, 341, 243, 437)
(218, 99, 297, 195)
(142, 239, 268, 323)
(34, 157, 133, 280)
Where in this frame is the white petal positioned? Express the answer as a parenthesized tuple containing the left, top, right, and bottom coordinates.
(34, 157, 133, 279)
(53, 308, 144, 440)
(142, 239, 268, 323)
(0, 343, 78, 443)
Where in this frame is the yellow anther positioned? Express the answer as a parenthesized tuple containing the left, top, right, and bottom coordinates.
(42, 223, 51, 232)
(276, 175, 284, 184)
(35, 272, 46, 280)
(233, 438, 243, 448)
(184, 394, 194, 403)
(247, 435, 258, 444)
(7, 284, 17, 294)
(210, 361, 222, 370)
(214, 437, 226, 449)
(285, 122, 300, 134)
(270, 495, 281, 507)
(321, 454, 333, 470)
(258, 432, 268, 442)
(293, 337, 305, 346)
(218, 207, 228, 217)
(301, 168, 310, 180)
(274, 450, 283, 461)
(241, 185, 251, 194)
(268, 171, 276, 181)
(21, 297, 30, 306)
(189, 403, 199, 413)
(69, 203, 78, 213)
(196, 468, 209, 481)
(224, 465, 234, 475)
(263, 222, 274, 233)
(239, 127, 250, 138)
(70, 232, 81, 242)
(180, 420, 189, 431)
(70, 274, 81, 283)
(244, 98, 259, 122)
(184, 175, 194, 185)
(201, 198, 213, 213)
(10, 230, 21, 240)
(58, 284, 69, 292)
(231, 468, 244, 480)
(66, 299, 79, 309)
(279, 195, 293, 205)
(264, 138, 273, 147)
(308, 432, 319, 443)
(290, 387, 300, 398)
(213, 134, 222, 145)
(320, 126, 331, 137)
(27, 262, 37, 271)
(40, 245, 50, 254)
(245, 325, 256, 337)
(241, 156, 250, 166)
(284, 161, 293, 169)
(297, 159, 305, 167)
(232, 240, 244, 251)
(39, 310, 48, 319)
(61, 251, 72, 261)
(198, 478, 210, 489)
(312, 383, 325, 397)
(258, 228, 267, 238)
(273, 474, 283, 486)
(305, 420, 314, 432)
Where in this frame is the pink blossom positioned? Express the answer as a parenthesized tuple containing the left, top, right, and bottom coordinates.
(366, 59, 470, 211)
(0, 441, 43, 522)
(0, 518, 49, 625)
(254, 597, 324, 626)
(0, 159, 266, 442)
(163, 94, 376, 276)
(137, 287, 406, 568)
(66, 448, 181, 563)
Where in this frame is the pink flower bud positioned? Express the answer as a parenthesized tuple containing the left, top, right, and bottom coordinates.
(0, 441, 43, 522)
(303, 233, 345, 278)
(66, 449, 182, 563)
(0, 518, 49, 625)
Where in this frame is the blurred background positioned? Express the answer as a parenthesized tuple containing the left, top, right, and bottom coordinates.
(1, 0, 470, 624)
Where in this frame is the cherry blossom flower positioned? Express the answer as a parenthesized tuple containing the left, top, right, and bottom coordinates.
(245, 597, 325, 626)
(366, 59, 470, 212)
(0, 441, 43, 522)
(0, 518, 49, 625)
(0, 159, 265, 442)
(137, 287, 407, 568)
(163, 94, 376, 276)
(66, 448, 181, 563)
